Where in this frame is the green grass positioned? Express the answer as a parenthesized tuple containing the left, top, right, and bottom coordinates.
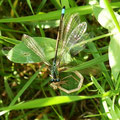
(1, 0, 120, 119)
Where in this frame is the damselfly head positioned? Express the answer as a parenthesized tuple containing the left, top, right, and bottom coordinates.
(50, 74, 60, 82)
(51, 78, 60, 82)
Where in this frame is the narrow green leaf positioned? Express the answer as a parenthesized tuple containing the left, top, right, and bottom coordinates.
(36, 0, 47, 12)
(68, 0, 77, 7)
(4, 79, 14, 101)
(103, 0, 120, 32)
(0, 36, 20, 45)
(26, 0, 34, 14)
(0, 6, 92, 23)
(50, 0, 61, 9)
(115, 106, 120, 119)
(91, 75, 104, 93)
(66, 54, 108, 72)
(0, 95, 103, 111)
(61, 0, 70, 8)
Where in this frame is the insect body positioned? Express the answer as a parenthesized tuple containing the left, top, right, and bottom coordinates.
(23, 6, 87, 93)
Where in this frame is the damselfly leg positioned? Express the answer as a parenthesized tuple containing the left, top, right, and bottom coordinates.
(50, 71, 84, 94)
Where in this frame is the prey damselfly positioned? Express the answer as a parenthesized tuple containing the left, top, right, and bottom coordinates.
(23, 6, 87, 94)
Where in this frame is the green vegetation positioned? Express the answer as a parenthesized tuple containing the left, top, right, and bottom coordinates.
(1, 0, 120, 119)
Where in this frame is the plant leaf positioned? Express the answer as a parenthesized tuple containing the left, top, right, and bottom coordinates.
(93, 6, 120, 80)
(3, 37, 56, 63)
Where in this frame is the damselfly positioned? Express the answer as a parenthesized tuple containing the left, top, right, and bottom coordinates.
(23, 6, 87, 94)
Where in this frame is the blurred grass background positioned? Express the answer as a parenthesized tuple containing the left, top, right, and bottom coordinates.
(1, 0, 120, 120)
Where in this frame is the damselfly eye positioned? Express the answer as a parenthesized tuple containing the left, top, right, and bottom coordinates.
(56, 78, 60, 82)
(51, 79, 54, 82)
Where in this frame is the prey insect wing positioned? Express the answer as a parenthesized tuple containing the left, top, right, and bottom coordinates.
(22, 34, 51, 66)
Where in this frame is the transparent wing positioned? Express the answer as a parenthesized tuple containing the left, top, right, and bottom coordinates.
(70, 33, 89, 56)
(58, 13, 87, 64)
(70, 33, 89, 55)
(22, 34, 50, 66)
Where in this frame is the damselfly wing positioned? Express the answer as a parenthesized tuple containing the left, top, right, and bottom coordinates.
(58, 13, 88, 65)
(23, 34, 51, 66)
